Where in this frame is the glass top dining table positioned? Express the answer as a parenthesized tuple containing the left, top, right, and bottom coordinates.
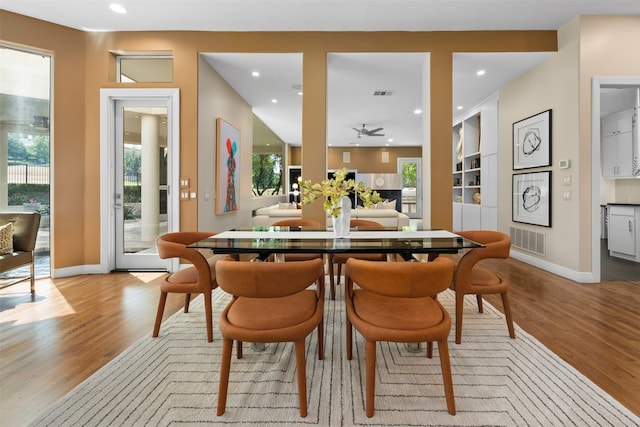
(188, 226, 482, 261)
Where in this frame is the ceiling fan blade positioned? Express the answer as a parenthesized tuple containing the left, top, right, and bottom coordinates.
(370, 133, 385, 136)
(352, 127, 362, 133)
(368, 127, 383, 134)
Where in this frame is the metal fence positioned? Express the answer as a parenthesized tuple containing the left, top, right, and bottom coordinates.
(7, 164, 50, 184)
(7, 165, 142, 186)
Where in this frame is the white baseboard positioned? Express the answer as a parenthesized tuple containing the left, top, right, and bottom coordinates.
(510, 250, 598, 283)
(52, 264, 105, 278)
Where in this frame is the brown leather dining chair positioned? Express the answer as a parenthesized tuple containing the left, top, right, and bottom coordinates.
(154, 231, 219, 342)
(215, 257, 325, 418)
(345, 257, 457, 417)
(328, 219, 387, 300)
(451, 230, 515, 344)
(270, 218, 323, 262)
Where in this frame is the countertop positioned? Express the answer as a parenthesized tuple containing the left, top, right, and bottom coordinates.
(606, 203, 640, 207)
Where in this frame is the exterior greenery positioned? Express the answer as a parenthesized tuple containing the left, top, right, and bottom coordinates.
(252, 153, 283, 196)
(402, 162, 417, 187)
(7, 184, 50, 206)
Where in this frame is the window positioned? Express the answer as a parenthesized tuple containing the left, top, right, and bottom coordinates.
(117, 55, 173, 83)
(252, 115, 285, 196)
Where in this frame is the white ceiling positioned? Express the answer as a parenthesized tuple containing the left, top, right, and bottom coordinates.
(3, 1, 638, 147)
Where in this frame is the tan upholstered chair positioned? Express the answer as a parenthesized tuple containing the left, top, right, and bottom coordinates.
(154, 232, 218, 342)
(328, 219, 386, 299)
(270, 218, 323, 262)
(0, 212, 41, 297)
(345, 257, 456, 417)
(215, 257, 325, 418)
(452, 230, 515, 344)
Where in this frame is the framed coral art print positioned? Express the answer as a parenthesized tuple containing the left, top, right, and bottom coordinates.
(512, 109, 552, 170)
(512, 171, 551, 227)
(216, 118, 240, 214)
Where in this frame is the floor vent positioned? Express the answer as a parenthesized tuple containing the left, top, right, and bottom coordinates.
(510, 227, 546, 256)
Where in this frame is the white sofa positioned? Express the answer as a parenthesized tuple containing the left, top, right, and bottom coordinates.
(251, 203, 410, 228)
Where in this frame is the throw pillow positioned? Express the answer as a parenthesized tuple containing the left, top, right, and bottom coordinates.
(0, 222, 14, 255)
(383, 199, 397, 210)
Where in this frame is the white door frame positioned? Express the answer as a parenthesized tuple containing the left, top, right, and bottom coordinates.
(591, 77, 640, 283)
(99, 88, 180, 273)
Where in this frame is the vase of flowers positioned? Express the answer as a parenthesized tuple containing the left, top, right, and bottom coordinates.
(300, 168, 382, 238)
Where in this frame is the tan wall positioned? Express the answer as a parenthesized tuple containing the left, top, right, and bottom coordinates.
(579, 16, 640, 272)
(328, 147, 421, 173)
(1, 13, 88, 269)
(499, 15, 640, 276)
(1, 10, 557, 270)
(197, 56, 254, 232)
(499, 17, 581, 271)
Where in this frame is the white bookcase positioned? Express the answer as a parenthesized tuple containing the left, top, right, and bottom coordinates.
(452, 95, 498, 231)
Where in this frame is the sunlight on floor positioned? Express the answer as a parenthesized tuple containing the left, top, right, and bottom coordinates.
(0, 279, 75, 326)
(129, 271, 166, 283)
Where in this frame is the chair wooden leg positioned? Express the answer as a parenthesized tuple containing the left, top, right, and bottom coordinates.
(437, 338, 456, 415)
(317, 317, 324, 360)
(455, 292, 464, 344)
(237, 341, 243, 359)
(346, 315, 353, 360)
(427, 341, 433, 358)
(217, 338, 233, 416)
(29, 260, 35, 297)
(328, 260, 336, 300)
(365, 339, 377, 418)
(153, 291, 168, 337)
(294, 340, 308, 418)
(337, 263, 342, 286)
(184, 293, 191, 313)
(476, 294, 484, 313)
(501, 291, 516, 339)
(204, 290, 213, 342)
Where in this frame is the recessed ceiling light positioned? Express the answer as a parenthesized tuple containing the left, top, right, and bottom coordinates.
(271, 99, 278, 103)
(388, 138, 394, 143)
(298, 91, 303, 96)
(476, 69, 486, 76)
(251, 71, 260, 77)
(413, 108, 422, 115)
(109, 3, 127, 14)
(457, 105, 463, 110)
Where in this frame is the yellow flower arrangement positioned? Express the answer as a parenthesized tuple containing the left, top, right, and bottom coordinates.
(300, 168, 382, 217)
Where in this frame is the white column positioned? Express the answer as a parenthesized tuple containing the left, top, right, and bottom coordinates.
(140, 114, 159, 242)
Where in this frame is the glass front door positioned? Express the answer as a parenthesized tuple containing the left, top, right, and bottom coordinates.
(114, 99, 168, 270)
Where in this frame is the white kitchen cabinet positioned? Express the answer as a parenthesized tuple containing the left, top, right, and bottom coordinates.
(601, 109, 635, 179)
(608, 205, 640, 262)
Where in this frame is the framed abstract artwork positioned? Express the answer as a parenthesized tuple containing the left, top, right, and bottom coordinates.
(216, 118, 240, 214)
(512, 109, 552, 170)
(512, 171, 551, 227)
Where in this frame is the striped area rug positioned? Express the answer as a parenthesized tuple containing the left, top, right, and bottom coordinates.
(30, 284, 639, 426)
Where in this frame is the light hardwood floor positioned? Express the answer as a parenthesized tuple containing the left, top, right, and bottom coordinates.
(1, 259, 639, 426)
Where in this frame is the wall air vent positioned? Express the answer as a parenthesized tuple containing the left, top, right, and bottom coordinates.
(373, 90, 393, 96)
(510, 226, 546, 256)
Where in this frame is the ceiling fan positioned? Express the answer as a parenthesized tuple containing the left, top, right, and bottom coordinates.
(352, 124, 385, 138)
